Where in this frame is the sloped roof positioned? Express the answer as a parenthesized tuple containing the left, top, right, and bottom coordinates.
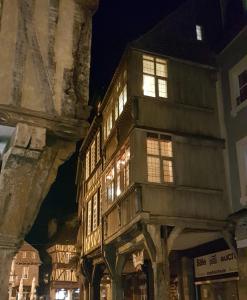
(47, 214, 78, 247)
(131, 0, 216, 66)
(16, 242, 41, 264)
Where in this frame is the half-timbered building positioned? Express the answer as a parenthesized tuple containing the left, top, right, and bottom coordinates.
(77, 1, 232, 299)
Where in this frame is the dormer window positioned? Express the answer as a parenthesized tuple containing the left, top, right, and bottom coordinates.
(196, 25, 203, 41)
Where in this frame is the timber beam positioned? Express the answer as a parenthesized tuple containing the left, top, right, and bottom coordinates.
(0, 105, 90, 141)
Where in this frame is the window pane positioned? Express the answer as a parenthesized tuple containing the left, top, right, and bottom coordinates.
(196, 25, 202, 41)
(96, 132, 100, 162)
(147, 139, 159, 155)
(158, 79, 167, 98)
(91, 141, 95, 172)
(115, 99, 119, 121)
(239, 70, 247, 88)
(116, 174, 121, 196)
(147, 156, 160, 183)
(106, 168, 115, 202)
(87, 200, 92, 235)
(163, 160, 174, 183)
(143, 75, 155, 97)
(143, 59, 155, 75)
(156, 62, 167, 77)
(92, 194, 98, 231)
(143, 55, 154, 61)
(119, 91, 124, 114)
(160, 140, 172, 157)
(86, 151, 90, 179)
(123, 85, 127, 105)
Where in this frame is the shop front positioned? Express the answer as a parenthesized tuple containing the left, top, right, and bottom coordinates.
(194, 249, 239, 300)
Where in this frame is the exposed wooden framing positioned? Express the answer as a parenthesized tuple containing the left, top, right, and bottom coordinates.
(167, 226, 184, 255)
(0, 104, 89, 141)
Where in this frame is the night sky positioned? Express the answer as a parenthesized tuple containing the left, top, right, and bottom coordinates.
(26, 0, 188, 246)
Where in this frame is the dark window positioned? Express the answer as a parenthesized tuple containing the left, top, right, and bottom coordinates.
(237, 70, 247, 105)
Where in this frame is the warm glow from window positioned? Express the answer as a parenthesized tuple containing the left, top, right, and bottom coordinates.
(85, 151, 90, 179)
(87, 200, 92, 235)
(91, 141, 96, 172)
(147, 135, 174, 184)
(92, 193, 98, 231)
(147, 156, 160, 183)
(196, 25, 203, 41)
(143, 75, 155, 97)
(143, 55, 167, 98)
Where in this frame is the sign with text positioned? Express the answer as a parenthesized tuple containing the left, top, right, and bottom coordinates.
(194, 250, 238, 278)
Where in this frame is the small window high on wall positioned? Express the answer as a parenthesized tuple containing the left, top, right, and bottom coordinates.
(196, 25, 203, 41)
(143, 55, 168, 98)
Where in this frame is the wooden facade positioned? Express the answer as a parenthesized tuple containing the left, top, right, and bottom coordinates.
(77, 2, 230, 299)
(8, 242, 41, 300)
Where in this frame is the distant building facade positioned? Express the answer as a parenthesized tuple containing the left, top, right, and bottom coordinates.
(76, 1, 240, 299)
(9, 242, 41, 300)
(47, 217, 80, 300)
(217, 1, 247, 299)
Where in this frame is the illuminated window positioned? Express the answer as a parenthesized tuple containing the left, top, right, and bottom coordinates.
(147, 134, 174, 183)
(116, 147, 130, 197)
(105, 146, 130, 203)
(104, 111, 113, 140)
(85, 151, 90, 180)
(96, 132, 101, 162)
(106, 167, 115, 202)
(143, 55, 168, 98)
(22, 252, 26, 258)
(32, 252, 36, 259)
(87, 200, 92, 235)
(92, 193, 98, 231)
(22, 266, 29, 279)
(118, 85, 127, 115)
(91, 141, 96, 172)
(115, 99, 119, 121)
(196, 25, 203, 41)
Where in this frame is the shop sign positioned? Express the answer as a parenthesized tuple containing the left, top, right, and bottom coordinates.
(194, 249, 238, 278)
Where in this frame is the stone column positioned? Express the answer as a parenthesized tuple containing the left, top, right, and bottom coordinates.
(0, 124, 75, 300)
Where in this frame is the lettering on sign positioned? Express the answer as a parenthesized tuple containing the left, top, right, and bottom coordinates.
(194, 250, 238, 278)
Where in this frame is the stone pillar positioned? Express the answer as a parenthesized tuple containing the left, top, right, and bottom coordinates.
(181, 257, 195, 300)
(0, 124, 75, 300)
(237, 248, 247, 300)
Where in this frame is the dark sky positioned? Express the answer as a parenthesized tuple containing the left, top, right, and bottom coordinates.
(26, 0, 187, 246)
(90, 0, 187, 104)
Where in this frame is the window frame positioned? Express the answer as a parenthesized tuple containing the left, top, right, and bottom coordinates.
(86, 189, 101, 236)
(146, 133, 174, 184)
(196, 25, 203, 41)
(142, 55, 168, 99)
